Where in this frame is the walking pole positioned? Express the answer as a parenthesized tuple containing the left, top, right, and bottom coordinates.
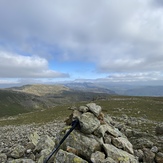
(44, 119, 79, 163)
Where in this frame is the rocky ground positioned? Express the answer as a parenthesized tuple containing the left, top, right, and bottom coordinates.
(0, 103, 163, 163)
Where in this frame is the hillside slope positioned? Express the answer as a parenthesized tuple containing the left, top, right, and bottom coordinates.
(0, 84, 112, 117)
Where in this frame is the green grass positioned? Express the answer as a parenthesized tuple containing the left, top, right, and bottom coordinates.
(0, 95, 162, 127)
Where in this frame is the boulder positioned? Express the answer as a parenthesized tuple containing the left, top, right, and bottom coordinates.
(0, 153, 7, 163)
(10, 145, 26, 159)
(55, 129, 101, 161)
(86, 103, 102, 117)
(79, 112, 100, 134)
(103, 144, 138, 163)
(28, 131, 40, 146)
(91, 151, 105, 163)
(156, 124, 163, 135)
(54, 149, 88, 163)
(34, 135, 55, 152)
(112, 137, 134, 154)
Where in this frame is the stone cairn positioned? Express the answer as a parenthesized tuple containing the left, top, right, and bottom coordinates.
(55, 103, 138, 163)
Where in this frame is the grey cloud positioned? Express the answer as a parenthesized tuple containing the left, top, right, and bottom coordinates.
(0, 0, 163, 77)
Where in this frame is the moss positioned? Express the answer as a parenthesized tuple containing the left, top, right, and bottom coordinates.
(73, 157, 82, 163)
(118, 156, 129, 162)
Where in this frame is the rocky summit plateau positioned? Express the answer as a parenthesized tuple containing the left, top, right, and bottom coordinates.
(0, 103, 163, 163)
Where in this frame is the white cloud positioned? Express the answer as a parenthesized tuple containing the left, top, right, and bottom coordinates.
(0, 0, 163, 82)
(0, 51, 69, 78)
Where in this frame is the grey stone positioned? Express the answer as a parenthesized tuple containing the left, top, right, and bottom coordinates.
(150, 146, 158, 153)
(143, 148, 155, 163)
(101, 157, 117, 163)
(0, 153, 7, 163)
(10, 145, 26, 159)
(54, 149, 88, 163)
(86, 103, 102, 117)
(112, 137, 134, 154)
(103, 144, 138, 163)
(156, 124, 163, 135)
(56, 129, 101, 161)
(91, 151, 105, 163)
(134, 149, 144, 162)
(78, 106, 89, 113)
(35, 135, 55, 152)
(155, 152, 163, 163)
(79, 112, 100, 134)
(28, 132, 40, 146)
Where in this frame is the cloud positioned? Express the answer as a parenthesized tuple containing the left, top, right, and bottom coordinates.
(0, 0, 163, 82)
(0, 51, 69, 78)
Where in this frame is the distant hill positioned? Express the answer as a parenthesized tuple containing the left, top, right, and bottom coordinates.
(64, 82, 116, 94)
(123, 86, 163, 96)
(0, 84, 112, 117)
(8, 84, 70, 96)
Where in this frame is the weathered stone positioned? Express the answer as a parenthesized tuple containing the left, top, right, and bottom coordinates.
(103, 144, 138, 163)
(101, 157, 116, 163)
(72, 110, 82, 120)
(79, 112, 100, 134)
(94, 124, 109, 137)
(79, 106, 89, 113)
(34, 135, 55, 152)
(86, 103, 102, 117)
(105, 124, 123, 138)
(155, 152, 163, 163)
(7, 158, 35, 163)
(156, 124, 163, 135)
(112, 137, 134, 154)
(10, 145, 26, 159)
(134, 138, 154, 149)
(56, 129, 101, 161)
(38, 148, 53, 163)
(0, 153, 7, 163)
(134, 149, 144, 162)
(28, 132, 40, 146)
(150, 146, 158, 153)
(103, 133, 112, 144)
(91, 151, 105, 163)
(54, 149, 88, 163)
(143, 148, 155, 163)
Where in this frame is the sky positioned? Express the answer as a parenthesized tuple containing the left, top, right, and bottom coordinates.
(1, 0, 163, 87)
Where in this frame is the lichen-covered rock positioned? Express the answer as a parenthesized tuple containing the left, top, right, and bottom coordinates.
(91, 151, 105, 163)
(112, 137, 134, 154)
(79, 112, 100, 134)
(79, 105, 89, 113)
(103, 144, 138, 163)
(10, 145, 26, 159)
(56, 129, 101, 161)
(0, 153, 7, 163)
(28, 131, 40, 146)
(86, 103, 102, 117)
(34, 135, 55, 152)
(54, 149, 88, 163)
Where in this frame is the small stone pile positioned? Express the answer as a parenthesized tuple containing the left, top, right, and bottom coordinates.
(55, 103, 138, 163)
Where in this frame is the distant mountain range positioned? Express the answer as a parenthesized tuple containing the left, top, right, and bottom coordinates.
(64, 82, 163, 97)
